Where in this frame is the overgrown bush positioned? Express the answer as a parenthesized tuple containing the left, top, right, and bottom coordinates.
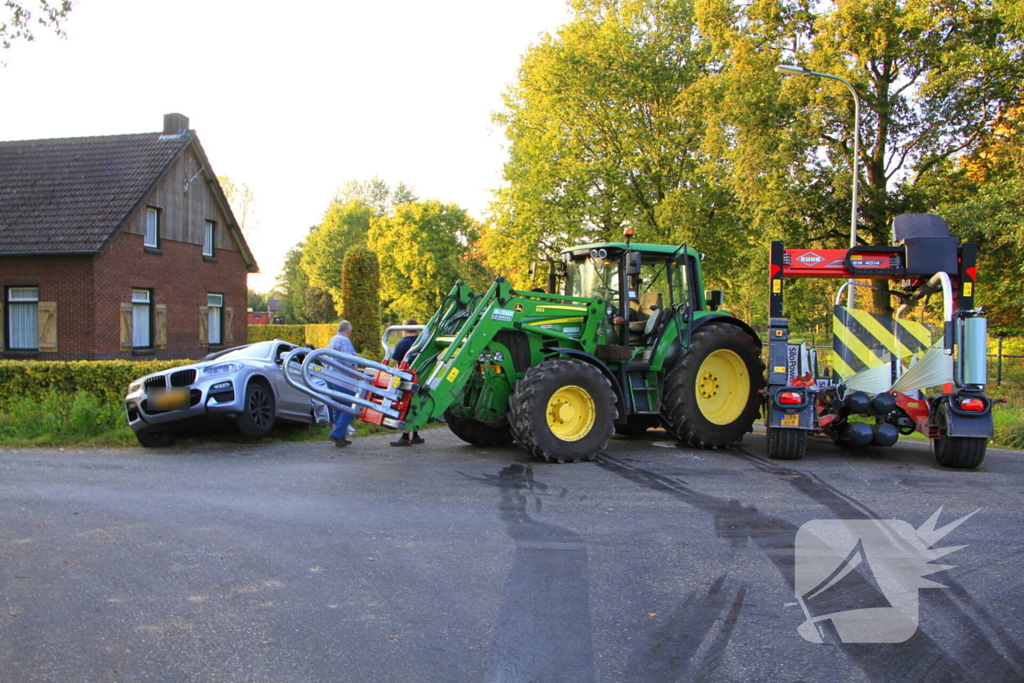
(342, 245, 381, 353)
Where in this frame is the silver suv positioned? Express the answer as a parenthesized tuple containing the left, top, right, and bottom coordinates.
(124, 340, 323, 447)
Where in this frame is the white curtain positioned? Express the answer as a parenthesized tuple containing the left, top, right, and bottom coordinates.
(133, 303, 150, 347)
(8, 303, 37, 349)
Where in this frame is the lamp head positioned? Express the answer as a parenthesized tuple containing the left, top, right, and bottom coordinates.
(776, 64, 809, 77)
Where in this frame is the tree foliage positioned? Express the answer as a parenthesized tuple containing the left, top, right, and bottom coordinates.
(495, 0, 1024, 326)
(368, 200, 488, 321)
(217, 176, 259, 235)
(334, 177, 416, 217)
(342, 246, 382, 353)
(300, 200, 372, 310)
(2, 0, 71, 50)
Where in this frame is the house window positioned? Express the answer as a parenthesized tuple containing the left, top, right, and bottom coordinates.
(145, 208, 160, 248)
(203, 220, 215, 257)
(6, 287, 38, 350)
(132, 289, 152, 348)
(208, 293, 223, 345)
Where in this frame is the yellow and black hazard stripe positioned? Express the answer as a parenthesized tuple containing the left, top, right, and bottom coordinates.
(832, 306, 933, 379)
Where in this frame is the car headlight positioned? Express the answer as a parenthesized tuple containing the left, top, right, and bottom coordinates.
(128, 381, 143, 394)
(204, 362, 244, 375)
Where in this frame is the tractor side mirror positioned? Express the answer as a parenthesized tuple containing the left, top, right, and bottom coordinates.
(706, 290, 724, 310)
(625, 251, 642, 275)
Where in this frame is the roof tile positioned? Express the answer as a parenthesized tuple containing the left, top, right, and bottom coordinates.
(0, 131, 193, 253)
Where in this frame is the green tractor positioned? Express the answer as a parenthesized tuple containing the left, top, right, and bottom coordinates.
(290, 234, 765, 462)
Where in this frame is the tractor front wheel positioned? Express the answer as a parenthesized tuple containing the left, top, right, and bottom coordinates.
(661, 323, 764, 449)
(444, 410, 515, 447)
(509, 358, 617, 463)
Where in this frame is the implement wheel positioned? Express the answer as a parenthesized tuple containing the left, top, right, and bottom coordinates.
(444, 410, 515, 447)
(509, 358, 617, 463)
(767, 427, 806, 460)
(933, 404, 987, 469)
(661, 322, 764, 449)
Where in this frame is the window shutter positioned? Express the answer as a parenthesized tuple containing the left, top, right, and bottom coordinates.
(120, 302, 134, 349)
(154, 304, 168, 349)
(199, 306, 209, 347)
(0, 301, 4, 351)
(224, 307, 234, 344)
(37, 302, 57, 352)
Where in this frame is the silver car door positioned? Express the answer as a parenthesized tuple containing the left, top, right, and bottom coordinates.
(272, 343, 315, 419)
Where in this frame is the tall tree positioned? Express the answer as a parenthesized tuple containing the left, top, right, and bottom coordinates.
(688, 0, 1024, 314)
(2, 0, 71, 50)
(334, 177, 416, 217)
(368, 200, 486, 320)
(342, 246, 382, 352)
(247, 289, 268, 313)
(273, 241, 312, 324)
(218, 175, 259, 235)
(494, 0, 708, 246)
(301, 200, 373, 310)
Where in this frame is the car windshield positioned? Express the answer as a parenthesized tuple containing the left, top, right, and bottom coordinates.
(209, 341, 278, 362)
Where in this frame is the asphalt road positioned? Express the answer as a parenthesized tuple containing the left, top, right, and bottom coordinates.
(1, 427, 1022, 683)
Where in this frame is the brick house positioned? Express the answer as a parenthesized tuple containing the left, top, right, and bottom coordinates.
(0, 113, 258, 360)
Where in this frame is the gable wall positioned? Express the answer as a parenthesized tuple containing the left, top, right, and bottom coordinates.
(120, 145, 241, 253)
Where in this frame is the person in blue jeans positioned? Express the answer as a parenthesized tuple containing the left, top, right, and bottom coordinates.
(327, 320, 358, 447)
(391, 320, 424, 447)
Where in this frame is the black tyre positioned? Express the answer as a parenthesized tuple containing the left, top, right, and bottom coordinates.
(236, 381, 275, 438)
(508, 358, 617, 463)
(933, 405, 987, 468)
(135, 429, 176, 448)
(767, 427, 806, 460)
(444, 409, 515, 446)
(661, 323, 764, 449)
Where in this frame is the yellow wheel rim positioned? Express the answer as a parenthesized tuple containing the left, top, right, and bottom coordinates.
(546, 385, 596, 442)
(695, 349, 749, 425)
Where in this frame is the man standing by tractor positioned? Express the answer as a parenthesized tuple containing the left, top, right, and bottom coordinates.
(327, 320, 358, 447)
(390, 320, 425, 447)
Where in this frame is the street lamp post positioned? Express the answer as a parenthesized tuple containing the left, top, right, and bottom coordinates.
(776, 64, 862, 309)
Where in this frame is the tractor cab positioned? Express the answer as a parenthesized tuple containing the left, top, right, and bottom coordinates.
(561, 241, 698, 347)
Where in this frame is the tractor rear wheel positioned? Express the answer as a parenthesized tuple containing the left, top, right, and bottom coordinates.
(661, 323, 764, 449)
(444, 409, 515, 447)
(509, 358, 617, 463)
(933, 405, 987, 468)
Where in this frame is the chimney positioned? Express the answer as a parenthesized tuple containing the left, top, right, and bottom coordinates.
(162, 113, 190, 136)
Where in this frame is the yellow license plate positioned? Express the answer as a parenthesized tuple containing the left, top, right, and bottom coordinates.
(151, 388, 189, 410)
(781, 413, 800, 427)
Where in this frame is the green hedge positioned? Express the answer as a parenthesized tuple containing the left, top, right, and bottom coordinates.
(247, 324, 306, 345)
(0, 359, 195, 412)
(246, 324, 342, 351)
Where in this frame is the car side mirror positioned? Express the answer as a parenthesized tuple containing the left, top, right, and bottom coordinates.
(705, 290, 724, 310)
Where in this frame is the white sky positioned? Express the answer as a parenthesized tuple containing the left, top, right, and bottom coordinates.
(0, 0, 571, 292)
